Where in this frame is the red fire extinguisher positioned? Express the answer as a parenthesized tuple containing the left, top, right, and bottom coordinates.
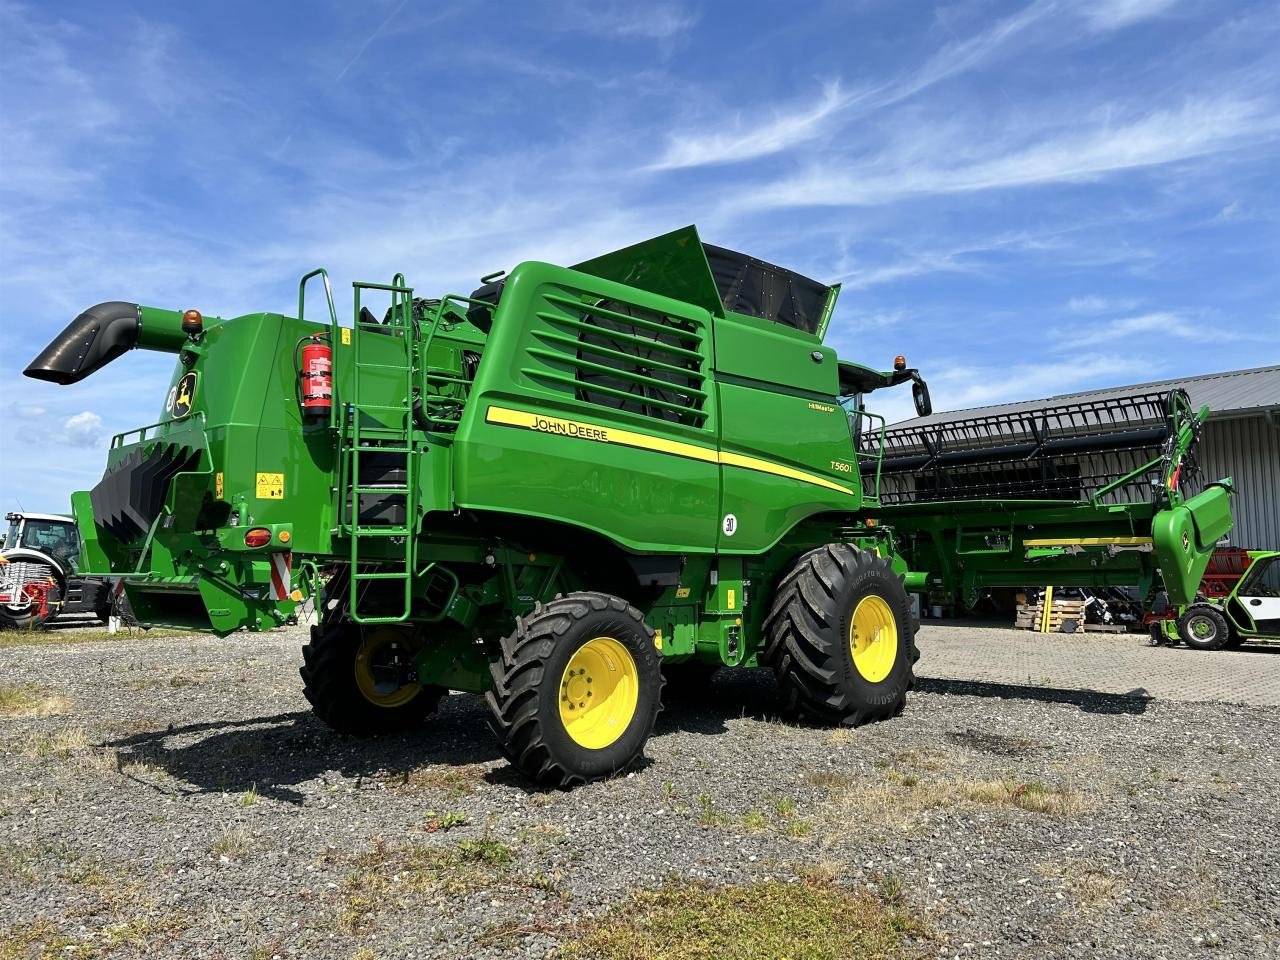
(299, 336, 332, 419)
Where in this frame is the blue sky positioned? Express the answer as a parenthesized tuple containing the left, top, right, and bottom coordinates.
(1, 0, 1278, 512)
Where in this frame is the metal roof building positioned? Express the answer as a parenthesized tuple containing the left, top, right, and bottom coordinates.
(890, 365, 1280, 550)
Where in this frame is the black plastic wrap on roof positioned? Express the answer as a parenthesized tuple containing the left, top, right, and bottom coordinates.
(702, 243, 830, 334)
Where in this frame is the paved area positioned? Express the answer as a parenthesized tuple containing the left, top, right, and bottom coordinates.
(916, 621, 1280, 707)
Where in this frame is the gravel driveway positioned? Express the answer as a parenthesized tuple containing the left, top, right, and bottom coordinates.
(2, 622, 1277, 959)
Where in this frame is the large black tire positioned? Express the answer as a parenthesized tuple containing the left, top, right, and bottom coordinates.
(1177, 604, 1231, 651)
(763, 544, 916, 726)
(486, 592, 663, 788)
(300, 613, 445, 736)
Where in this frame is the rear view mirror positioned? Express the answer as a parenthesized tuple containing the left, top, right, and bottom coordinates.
(912, 377, 932, 418)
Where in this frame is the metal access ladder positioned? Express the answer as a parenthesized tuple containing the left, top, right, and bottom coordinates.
(343, 277, 418, 623)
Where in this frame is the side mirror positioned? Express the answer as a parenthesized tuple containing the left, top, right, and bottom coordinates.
(912, 376, 933, 418)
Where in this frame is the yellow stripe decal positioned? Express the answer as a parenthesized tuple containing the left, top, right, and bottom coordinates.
(485, 405, 854, 496)
(1024, 536, 1154, 547)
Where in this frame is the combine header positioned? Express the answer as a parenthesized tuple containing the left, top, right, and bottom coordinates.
(26, 225, 1233, 786)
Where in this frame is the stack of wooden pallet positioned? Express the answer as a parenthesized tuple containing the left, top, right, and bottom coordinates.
(1013, 591, 1130, 633)
(1014, 592, 1086, 633)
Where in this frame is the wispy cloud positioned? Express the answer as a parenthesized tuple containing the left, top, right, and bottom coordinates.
(1066, 294, 1141, 313)
(561, 1, 697, 40)
(1082, 0, 1180, 31)
(650, 0, 1056, 170)
(744, 96, 1278, 209)
(648, 81, 852, 170)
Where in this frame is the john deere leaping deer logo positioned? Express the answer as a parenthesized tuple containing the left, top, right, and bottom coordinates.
(167, 372, 197, 420)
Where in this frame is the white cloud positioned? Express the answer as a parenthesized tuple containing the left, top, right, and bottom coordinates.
(1066, 295, 1141, 313)
(649, 0, 1055, 170)
(744, 97, 1278, 209)
(1065, 311, 1205, 347)
(649, 81, 853, 170)
(1083, 0, 1180, 31)
(565, 2, 697, 40)
(62, 411, 103, 448)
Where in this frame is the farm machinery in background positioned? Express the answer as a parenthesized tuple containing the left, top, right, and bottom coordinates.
(1150, 548, 1280, 649)
(0, 511, 121, 629)
(25, 225, 1233, 786)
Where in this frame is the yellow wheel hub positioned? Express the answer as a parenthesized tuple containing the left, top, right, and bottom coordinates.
(849, 595, 898, 683)
(558, 636, 638, 749)
(354, 629, 421, 708)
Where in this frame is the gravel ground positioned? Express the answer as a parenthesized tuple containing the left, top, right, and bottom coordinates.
(2, 621, 1278, 959)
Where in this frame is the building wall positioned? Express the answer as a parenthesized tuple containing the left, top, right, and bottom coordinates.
(1198, 414, 1280, 551)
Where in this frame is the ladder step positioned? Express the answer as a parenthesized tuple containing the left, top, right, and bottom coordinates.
(353, 527, 411, 537)
(354, 361, 412, 371)
(355, 571, 409, 581)
(355, 403, 412, 413)
(354, 486, 406, 494)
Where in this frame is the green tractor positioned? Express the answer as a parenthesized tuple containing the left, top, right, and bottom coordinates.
(1153, 549, 1280, 650)
(25, 226, 1234, 786)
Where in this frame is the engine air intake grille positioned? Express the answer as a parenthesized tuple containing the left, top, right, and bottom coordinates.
(526, 292, 708, 426)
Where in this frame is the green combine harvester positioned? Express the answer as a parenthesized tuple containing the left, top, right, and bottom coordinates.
(25, 226, 1233, 786)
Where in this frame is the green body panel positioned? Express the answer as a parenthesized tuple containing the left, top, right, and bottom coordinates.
(53, 224, 1233, 691)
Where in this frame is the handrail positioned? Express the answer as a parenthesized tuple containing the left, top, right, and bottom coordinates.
(298, 268, 339, 327)
(851, 408, 886, 505)
(110, 411, 207, 450)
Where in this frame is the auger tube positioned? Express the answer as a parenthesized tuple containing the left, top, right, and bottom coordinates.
(25, 302, 189, 385)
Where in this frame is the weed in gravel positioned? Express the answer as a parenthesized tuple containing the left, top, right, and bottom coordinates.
(892, 748, 952, 772)
(742, 809, 769, 832)
(335, 836, 528, 932)
(0, 628, 138, 650)
(829, 728, 852, 745)
(782, 819, 813, 839)
(1039, 860, 1121, 907)
(804, 769, 854, 790)
(381, 763, 486, 796)
(823, 774, 1087, 830)
(772, 796, 797, 818)
(697, 794, 731, 827)
(0, 683, 71, 718)
(0, 843, 34, 882)
(212, 827, 252, 860)
(457, 838, 513, 865)
(239, 785, 260, 807)
(423, 810, 468, 833)
(0, 918, 75, 958)
(557, 877, 926, 959)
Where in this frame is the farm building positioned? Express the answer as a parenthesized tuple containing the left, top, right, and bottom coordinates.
(884, 365, 1280, 550)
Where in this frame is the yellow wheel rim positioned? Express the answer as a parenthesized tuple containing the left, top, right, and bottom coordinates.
(558, 637, 638, 750)
(849, 595, 898, 683)
(354, 629, 421, 708)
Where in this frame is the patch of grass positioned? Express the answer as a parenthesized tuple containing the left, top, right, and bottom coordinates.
(741, 809, 769, 832)
(772, 796, 797, 819)
(822, 774, 1087, 831)
(697, 794, 731, 827)
(383, 763, 486, 796)
(212, 827, 252, 860)
(804, 770, 854, 790)
(238, 785, 260, 807)
(0, 683, 71, 718)
(335, 836, 526, 932)
(1040, 860, 1120, 907)
(457, 838, 513, 865)
(0, 843, 35, 883)
(423, 810, 468, 833)
(0, 628, 136, 650)
(558, 877, 926, 959)
(829, 728, 852, 745)
(782, 818, 813, 839)
(891, 748, 952, 772)
(21, 726, 92, 760)
(0, 917, 75, 958)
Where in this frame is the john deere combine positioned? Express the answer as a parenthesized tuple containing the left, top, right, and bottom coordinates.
(25, 226, 1233, 786)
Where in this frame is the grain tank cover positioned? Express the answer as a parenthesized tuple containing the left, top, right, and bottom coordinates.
(572, 225, 835, 335)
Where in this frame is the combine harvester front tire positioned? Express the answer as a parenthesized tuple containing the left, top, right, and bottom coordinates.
(765, 544, 916, 726)
(486, 592, 663, 788)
